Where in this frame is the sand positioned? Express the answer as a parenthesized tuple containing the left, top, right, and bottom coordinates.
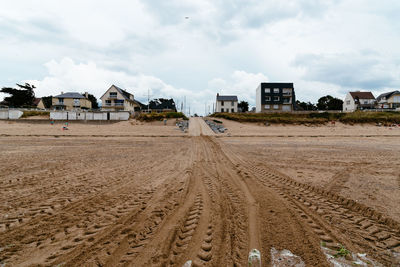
(0, 117, 399, 266)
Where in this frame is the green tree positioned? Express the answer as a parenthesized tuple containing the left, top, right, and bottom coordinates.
(317, 95, 343, 110)
(296, 100, 316, 111)
(0, 83, 36, 107)
(41, 96, 53, 109)
(86, 93, 99, 109)
(238, 101, 249, 112)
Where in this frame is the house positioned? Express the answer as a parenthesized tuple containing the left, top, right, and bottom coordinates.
(52, 92, 92, 110)
(100, 85, 143, 112)
(256, 83, 295, 112)
(343, 91, 375, 112)
(376, 91, 400, 109)
(142, 98, 177, 113)
(215, 94, 238, 113)
(32, 98, 45, 109)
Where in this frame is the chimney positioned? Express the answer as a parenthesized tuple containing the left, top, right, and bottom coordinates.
(217, 93, 219, 96)
(84, 92, 88, 98)
(61, 91, 64, 95)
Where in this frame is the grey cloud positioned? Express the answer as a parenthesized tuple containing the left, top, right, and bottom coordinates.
(293, 51, 399, 90)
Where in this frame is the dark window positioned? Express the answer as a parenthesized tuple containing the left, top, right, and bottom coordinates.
(221, 101, 224, 106)
(231, 108, 234, 112)
(221, 108, 224, 112)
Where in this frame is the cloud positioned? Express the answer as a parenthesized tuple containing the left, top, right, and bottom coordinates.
(208, 71, 268, 107)
(294, 51, 400, 89)
(1, 0, 400, 109)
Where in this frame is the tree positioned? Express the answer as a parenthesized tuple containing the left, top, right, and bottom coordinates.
(0, 83, 35, 107)
(238, 101, 249, 112)
(296, 100, 316, 111)
(41, 96, 53, 109)
(86, 93, 99, 109)
(317, 95, 343, 110)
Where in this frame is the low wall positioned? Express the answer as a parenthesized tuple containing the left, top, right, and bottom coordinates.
(0, 110, 23, 119)
(50, 111, 130, 121)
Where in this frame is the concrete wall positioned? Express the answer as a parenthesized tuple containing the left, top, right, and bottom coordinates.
(0, 110, 23, 119)
(50, 111, 130, 120)
(256, 85, 261, 113)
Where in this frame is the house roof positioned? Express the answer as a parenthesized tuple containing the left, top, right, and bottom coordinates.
(32, 98, 42, 106)
(376, 90, 400, 101)
(54, 92, 86, 99)
(349, 91, 375, 100)
(100, 84, 138, 103)
(216, 95, 238, 101)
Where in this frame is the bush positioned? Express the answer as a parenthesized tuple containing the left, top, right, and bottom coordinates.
(211, 111, 400, 125)
(21, 111, 50, 118)
(137, 112, 188, 121)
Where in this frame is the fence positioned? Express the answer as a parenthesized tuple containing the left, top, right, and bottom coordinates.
(0, 110, 23, 119)
(50, 111, 130, 121)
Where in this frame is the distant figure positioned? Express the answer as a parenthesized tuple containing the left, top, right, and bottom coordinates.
(164, 119, 167, 125)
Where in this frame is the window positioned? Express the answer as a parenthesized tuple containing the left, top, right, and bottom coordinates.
(231, 101, 234, 106)
(264, 88, 270, 93)
(364, 100, 368, 104)
(110, 92, 117, 98)
(105, 100, 111, 106)
(231, 108, 234, 112)
(265, 105, 270, 109)
(273, 96, 280, 101)
(221, 101, 224, 106)
(282, 89, 291, 95)
(115, 100, 124, 106)
(283, 97, 290, 103)
(73, 99, 80, 106)
(221, 108, 224, 112)
(273, 88, 279, 93)
(273, 105, 279, 109)
(346, 100, 350, 105)
(58, 98, 64, 104)
(265, 96, 271, 101)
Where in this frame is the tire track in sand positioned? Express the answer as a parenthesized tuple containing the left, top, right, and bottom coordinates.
(226, 147, 400, 266)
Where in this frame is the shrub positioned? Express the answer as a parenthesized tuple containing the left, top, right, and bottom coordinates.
(211, 111, 400, 124)
(21, 111, 50, 118)
(137, 112, 188, 121)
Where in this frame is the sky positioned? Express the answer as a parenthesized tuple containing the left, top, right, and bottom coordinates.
(1, 0, 400, 115)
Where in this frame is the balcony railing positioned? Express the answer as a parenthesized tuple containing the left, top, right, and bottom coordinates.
(104, 103, 124, 107)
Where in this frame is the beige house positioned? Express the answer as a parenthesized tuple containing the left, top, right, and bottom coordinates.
(376, 91, 400, 109)
(100, 85, 143, 112)
(52, 92, 92, 110)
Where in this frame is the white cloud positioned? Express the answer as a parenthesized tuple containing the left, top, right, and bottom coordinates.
(1, 0, 400, 110)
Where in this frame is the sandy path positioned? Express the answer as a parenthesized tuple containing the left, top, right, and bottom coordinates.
(1, 123, 400, 266)
(189, 117, 215, 136)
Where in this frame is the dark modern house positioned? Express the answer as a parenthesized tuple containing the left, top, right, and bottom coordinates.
(256, 83, 296, 112)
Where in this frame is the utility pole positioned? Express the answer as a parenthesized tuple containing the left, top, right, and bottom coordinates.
(184, 96, 186, 115)
(147, 89, 150, 113)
